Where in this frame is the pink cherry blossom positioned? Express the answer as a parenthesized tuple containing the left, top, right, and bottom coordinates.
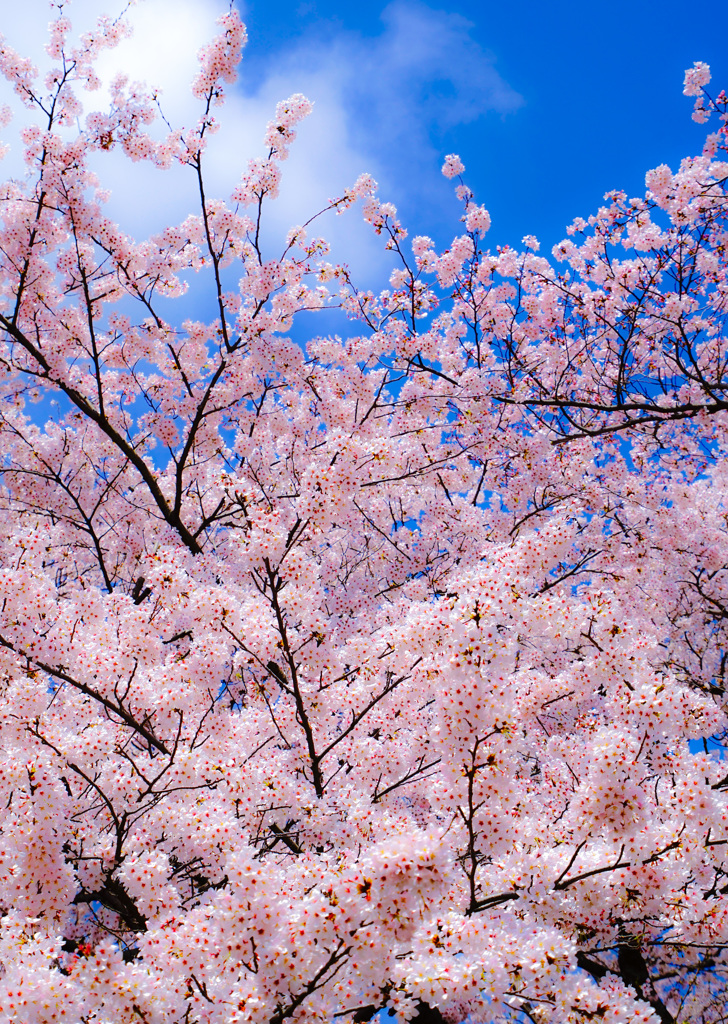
(0, 11, 725, 1024)
(464, 203, 491, 235)
(442, 153, 465, 179)
(683, 60, 711, 96)
(192, 11, 248, 103)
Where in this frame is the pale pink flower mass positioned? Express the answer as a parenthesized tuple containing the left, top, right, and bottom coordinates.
(0, 8, 726, 1024)
(442, 152, 465, 179)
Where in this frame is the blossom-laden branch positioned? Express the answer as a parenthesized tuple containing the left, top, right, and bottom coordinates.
(0, 11, 727, 1024)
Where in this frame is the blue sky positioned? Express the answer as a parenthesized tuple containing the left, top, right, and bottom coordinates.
(235, 0, 728, 255)
(6, 0, 728, 286)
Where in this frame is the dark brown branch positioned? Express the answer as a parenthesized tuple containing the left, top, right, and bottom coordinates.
(0, 634, 171, 756)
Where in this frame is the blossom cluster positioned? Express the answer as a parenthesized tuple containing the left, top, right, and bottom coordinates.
(0, 10, 725, 1024)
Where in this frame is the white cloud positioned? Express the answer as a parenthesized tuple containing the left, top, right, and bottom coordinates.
(0, 0, 521, 285)
(230, 0, 523, 268)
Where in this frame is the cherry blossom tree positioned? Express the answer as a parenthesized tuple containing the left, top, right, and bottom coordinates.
(0, 7, 727, 1023)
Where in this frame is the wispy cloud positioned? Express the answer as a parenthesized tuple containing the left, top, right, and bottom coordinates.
(239, 1, 522, 207)
(1, 0, 521, 283)
(295, 0, 522, 146)
(231, 0, 522, 271)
